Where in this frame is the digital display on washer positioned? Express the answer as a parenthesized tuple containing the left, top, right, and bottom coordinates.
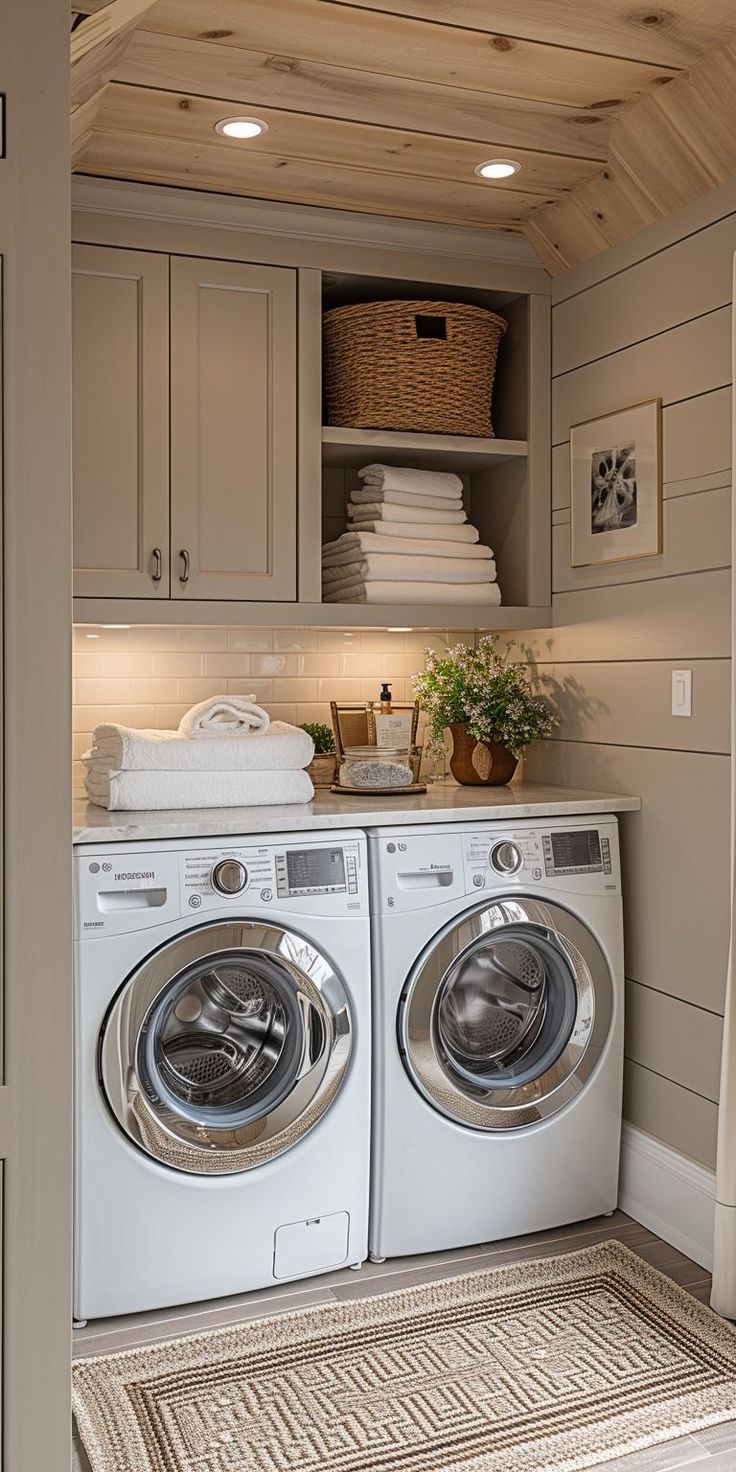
(547, 830, 602, 874)
(285, 847, 347, 895)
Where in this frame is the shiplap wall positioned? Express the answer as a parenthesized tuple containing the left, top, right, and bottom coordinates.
(522, 206, 734, 1170)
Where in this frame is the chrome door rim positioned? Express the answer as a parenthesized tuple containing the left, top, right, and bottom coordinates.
(399, 897, 613, 1131)
(100, 920, 352, 1175)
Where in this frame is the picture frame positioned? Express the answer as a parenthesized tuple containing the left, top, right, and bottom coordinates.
(570, 398, 662, 568)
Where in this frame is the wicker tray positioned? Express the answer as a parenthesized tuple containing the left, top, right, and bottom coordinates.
(331, 781, 427, 796)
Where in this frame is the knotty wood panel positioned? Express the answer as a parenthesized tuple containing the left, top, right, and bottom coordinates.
(116, 31, 612, 161)
(95, 83, 600, 197)
(139, 0, 678, 108)
(322, 0, 736, 68)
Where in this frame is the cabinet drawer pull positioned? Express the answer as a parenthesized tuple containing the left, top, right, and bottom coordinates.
(179, 549, 190, 585)
(151, 547, 163, 583)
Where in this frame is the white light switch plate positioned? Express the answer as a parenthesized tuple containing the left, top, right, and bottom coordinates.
(672, 669, 692, 718)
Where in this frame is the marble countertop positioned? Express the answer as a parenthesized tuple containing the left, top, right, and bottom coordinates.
(73, 781, 641, 845)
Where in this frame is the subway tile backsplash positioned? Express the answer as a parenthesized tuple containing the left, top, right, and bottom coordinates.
(73, 625, 462, 796)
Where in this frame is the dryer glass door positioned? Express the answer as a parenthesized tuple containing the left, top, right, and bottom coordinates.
(100, 921, 352, 1174)
(400, 898, 613, 1130)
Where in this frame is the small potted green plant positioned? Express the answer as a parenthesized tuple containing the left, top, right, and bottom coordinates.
(413, 635, 556, 786)
(300, 721, 337, 789)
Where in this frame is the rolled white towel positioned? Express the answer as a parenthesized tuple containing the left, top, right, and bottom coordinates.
(322, 532, 493, 563)
(346, 518, 479, 543)
(349, 501, 467, 525)
(85, 721, 313, 773)
(323, 579, 502, 606)
(84, 766, 315, 812)
(358, 464, 463, 498)
(322, 553, 496, 585)
(350, 486, 461, 511)
(179, 696, 269, 738)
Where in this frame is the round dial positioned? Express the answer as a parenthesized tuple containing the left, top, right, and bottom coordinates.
(490, 840, 522, 876)
(211, 859, 248, 895)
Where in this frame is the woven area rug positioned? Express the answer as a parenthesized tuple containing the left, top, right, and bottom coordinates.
(73, 1240, 736, 1472)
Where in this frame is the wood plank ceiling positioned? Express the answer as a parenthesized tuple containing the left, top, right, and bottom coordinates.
(71, 0, 736, 273)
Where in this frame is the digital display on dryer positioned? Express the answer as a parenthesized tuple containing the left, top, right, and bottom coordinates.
(545, 830, 606, 876)
(278, 847, 347, 897)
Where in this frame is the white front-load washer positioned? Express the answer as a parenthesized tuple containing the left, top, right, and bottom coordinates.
(368, 817, 624, 1260)
(74, 830, 370, 1320)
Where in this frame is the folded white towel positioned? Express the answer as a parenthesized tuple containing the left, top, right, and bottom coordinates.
(350, 486, 462, 511)
(178, 696, 269, 738)
(349, 501, 467, 526)
(358, 464, 463, 498)
(322, 532, 493, 563)
(85, 721, 313, 773)
(83, 767, 315, 812)
(322, 553, 497, 585)
(323, 580, 502, 606)
(346, 518, 479, 543)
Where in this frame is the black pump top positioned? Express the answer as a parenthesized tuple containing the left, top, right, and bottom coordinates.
(380, 682, 392, 704)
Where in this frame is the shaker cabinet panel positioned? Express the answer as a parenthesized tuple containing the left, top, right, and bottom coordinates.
(170, 257, 297, 601)
(72, 245, 169, 598)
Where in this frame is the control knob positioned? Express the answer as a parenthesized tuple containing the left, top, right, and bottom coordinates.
(490, 841, 522, 876)
(211, 859, 248, 895)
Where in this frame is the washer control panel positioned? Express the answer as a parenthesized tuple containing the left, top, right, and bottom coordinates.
(462, 823, 618, 893)
(180, 839, 365, 914)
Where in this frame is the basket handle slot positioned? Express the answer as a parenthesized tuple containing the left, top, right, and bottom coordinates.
(414, 314, 447, 340)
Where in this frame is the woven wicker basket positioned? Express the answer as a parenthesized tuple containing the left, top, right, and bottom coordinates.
(323, 299, 507, 438)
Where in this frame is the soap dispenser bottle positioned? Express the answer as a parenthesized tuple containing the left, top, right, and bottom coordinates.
(375, 681, 412, 750)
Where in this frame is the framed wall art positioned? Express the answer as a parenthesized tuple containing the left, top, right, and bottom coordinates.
(570, 398, 662, 568)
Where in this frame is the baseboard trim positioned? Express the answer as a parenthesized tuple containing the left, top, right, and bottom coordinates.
(619, 1122, 715, 1270)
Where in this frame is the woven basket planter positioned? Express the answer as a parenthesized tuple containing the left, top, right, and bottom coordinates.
(323, 299, 507, 438)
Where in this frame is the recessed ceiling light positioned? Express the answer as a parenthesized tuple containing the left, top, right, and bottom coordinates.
(214, 116, 268, 140)
(387, 627, 414, 633)
(475, 158, 521, 180)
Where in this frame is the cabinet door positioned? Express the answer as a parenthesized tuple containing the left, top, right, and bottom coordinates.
(170, 257, 297, 601)
(72, 245, 169, 598)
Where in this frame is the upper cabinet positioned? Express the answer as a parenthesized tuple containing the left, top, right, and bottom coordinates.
(72, 247, 297, 603)
(170, 258, 297, 602)
(72, 245, 169, 598)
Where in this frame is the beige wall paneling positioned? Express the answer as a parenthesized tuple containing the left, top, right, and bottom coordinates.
(523, 743, 730, 1017)
(72, 244, 170, 597)
(553, 386, 732, 508)
(552, 483, 730, 594)
(1, 0, 73, 1464)
(624, 1060, 718, 1169)
(625, 980, 722, 1101)
(553, 211, 736, 375)
(297, 269, 323, 605)
(537, 659, 730, 754)
(552, 306, 731, 444)
(519, 569, 730, 663)
(170, 257, 297, 602)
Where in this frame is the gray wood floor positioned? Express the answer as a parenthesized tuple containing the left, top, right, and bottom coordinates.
(72, 1210, 734, 1472)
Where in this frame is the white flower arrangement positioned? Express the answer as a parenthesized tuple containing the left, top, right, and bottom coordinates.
(413, 635, 557, 759)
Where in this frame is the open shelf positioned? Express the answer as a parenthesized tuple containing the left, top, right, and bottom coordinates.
(321, 427, 527, 472)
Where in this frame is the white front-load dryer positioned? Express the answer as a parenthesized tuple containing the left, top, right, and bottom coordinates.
(368, 817, 624, 1260)
(74, 830, 370, 1320)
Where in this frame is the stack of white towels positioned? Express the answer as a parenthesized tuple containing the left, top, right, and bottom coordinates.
(322, 463, 501, 606)
(83, 697, 315, 812)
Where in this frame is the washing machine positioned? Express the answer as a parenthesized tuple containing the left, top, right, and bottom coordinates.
(74, 830, 370, 1320)
(368, 816, 624, 1260)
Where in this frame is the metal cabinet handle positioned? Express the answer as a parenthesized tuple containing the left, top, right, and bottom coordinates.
(179, 548, 190, 585)
(151, 547, 163, 583)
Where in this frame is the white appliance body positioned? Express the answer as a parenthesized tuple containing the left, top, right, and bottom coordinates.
(369, 818, 624, 1260)
(74, 831, 370, 1320)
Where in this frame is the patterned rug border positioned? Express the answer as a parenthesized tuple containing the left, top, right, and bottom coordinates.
(73, 1240, 736, 1472)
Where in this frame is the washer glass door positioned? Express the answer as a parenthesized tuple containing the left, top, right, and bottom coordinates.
(400, 898, 613, 1130)
(101, 921, 352, 1174)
